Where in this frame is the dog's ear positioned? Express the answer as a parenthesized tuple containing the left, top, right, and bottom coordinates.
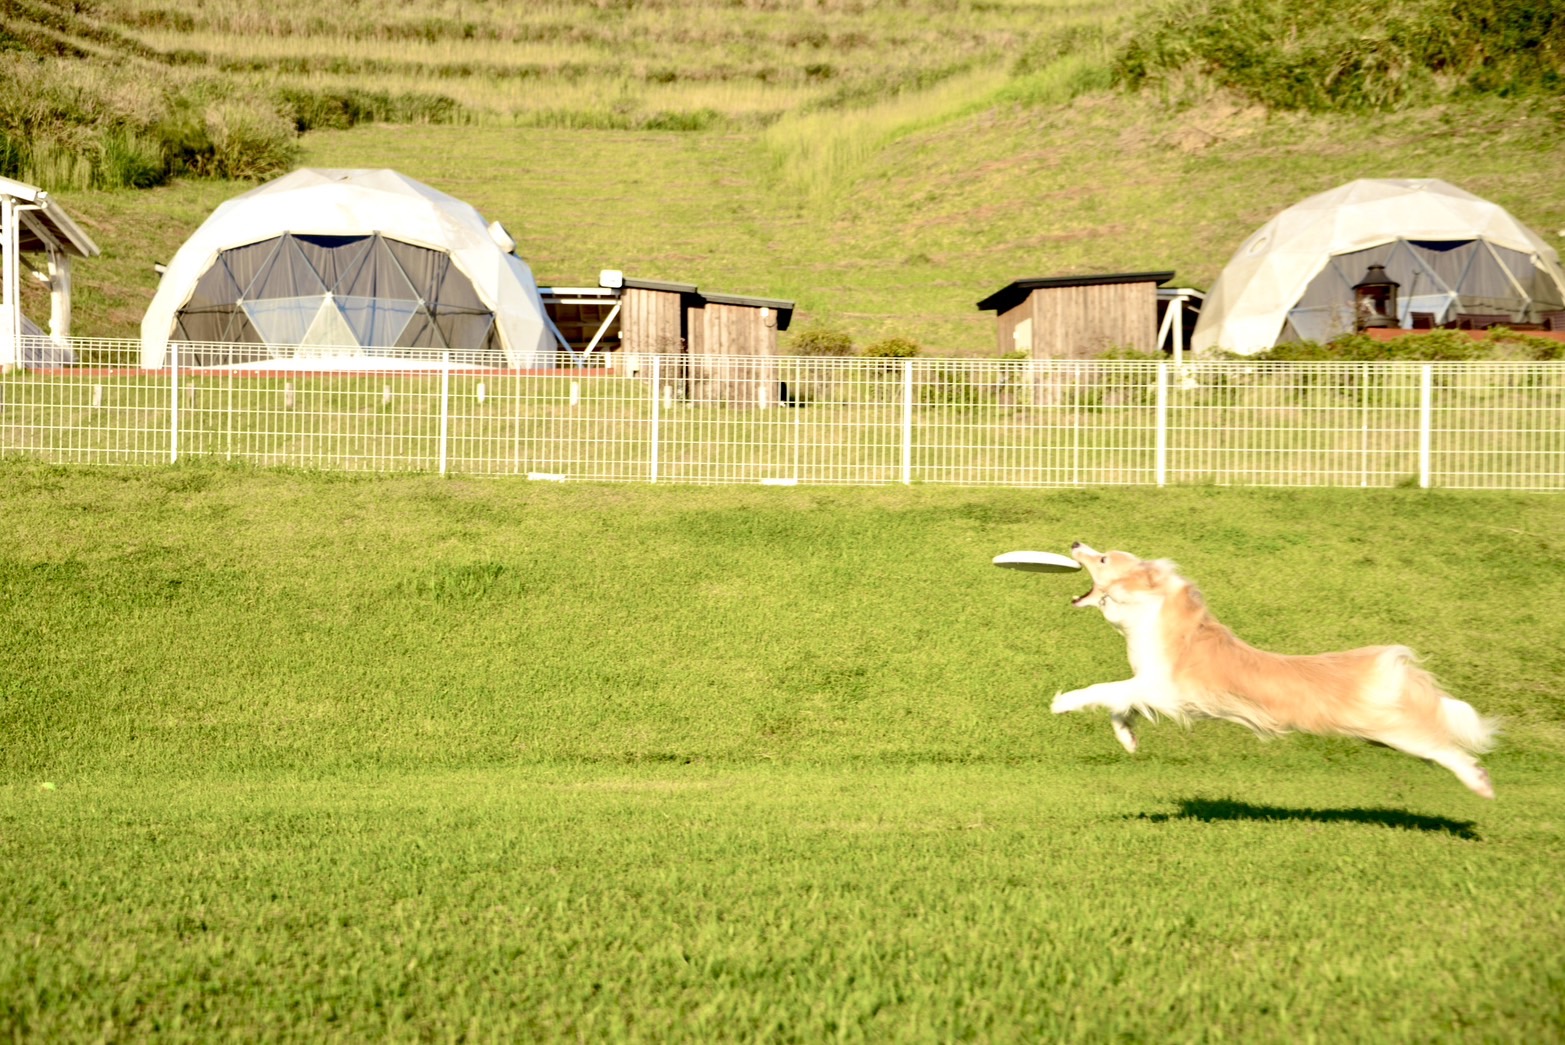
(1145, 559, 1179, 583)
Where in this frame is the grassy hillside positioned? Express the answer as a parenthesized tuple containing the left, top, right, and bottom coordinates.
(54, 94, 1565, 353)
(7, 0, 1565, 352)
(93, 0, 1114, 127)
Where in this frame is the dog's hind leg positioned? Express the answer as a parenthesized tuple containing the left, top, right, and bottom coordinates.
(1374, 733, 1495, 799)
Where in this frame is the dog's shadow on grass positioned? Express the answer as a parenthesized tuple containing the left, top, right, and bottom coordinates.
(1136, 797, 1480, 840)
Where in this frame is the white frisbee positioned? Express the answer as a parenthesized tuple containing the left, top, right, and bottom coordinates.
(992, 550, 1081, 573)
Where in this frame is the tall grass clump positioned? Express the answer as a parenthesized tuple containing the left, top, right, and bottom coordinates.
(1116, 0, 1565, 112)
(763, 66, 1008, 201)
(0, 54, 299, 190)
(995, 22, 1119, 108)
(199, 99, 299, 179)
(275, 86, 462, 132)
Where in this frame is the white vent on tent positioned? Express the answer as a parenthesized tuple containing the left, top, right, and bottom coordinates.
(488, 221, 516, 254)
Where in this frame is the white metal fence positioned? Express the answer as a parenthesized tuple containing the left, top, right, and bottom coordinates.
(2, 338, 1562, 490)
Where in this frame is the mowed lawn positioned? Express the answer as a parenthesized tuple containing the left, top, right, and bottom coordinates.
(2, 462, 1562, 1040)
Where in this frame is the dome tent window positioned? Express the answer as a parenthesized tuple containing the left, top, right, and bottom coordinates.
(172, 232, 497, 364)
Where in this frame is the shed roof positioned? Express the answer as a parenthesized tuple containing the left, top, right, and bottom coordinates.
(622, 276, 698, 294)
(700, 290, 794, 330)
(976, 271, 1175, 314)
(0, 176, 100, 258)
(616, 275, 795, 331)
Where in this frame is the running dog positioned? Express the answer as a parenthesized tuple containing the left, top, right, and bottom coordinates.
(1050, 543, 1497, 798)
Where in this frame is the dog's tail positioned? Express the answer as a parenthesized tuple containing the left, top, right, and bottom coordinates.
(1393, 648, 1499, 754)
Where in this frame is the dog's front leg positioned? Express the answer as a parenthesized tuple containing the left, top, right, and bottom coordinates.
(1051, 679, 1142, 715)
(1110, 711, 1139, 754)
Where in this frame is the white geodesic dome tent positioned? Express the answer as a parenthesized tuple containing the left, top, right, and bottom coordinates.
(1192, 178, 1565, 354)
(141, 168, 558, 368)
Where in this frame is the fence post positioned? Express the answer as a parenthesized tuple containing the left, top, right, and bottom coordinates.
(438, 351, 450, 475)
(169, 340, 180, 464)
(649, 354, 661, 483)
(1359, 362, 1370, 487)
(901, 359, 913, 485)
(1418, 363, 1432, 489)
(1155, 363, 1168, 487)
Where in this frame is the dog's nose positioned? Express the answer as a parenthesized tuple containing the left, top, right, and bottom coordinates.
(1071, 541, 1082, 550)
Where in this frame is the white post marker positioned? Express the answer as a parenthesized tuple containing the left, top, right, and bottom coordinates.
(991, 550, 1081, 573)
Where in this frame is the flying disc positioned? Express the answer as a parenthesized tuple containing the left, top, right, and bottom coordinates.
(992, 550, 1081, 573)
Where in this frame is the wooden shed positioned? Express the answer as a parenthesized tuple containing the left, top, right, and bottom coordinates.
(538, 274, 793, 359)
(621, 277, 698, 355)
(685, 290, 794, 405)
(976, 271, 1176, 358)
(536, 276, 701, 363)
(539, 272, 794, 406)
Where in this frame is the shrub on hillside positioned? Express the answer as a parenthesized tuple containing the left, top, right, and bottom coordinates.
(861, 335, 921, 358)
(788, 323, 855, 356)
(1115, 0, 1565, 112)
(1248, 328, 1564, 361)
(276, 86, 461, 132)
(0, 54, 299, 188)
(201, 100, 299, 180)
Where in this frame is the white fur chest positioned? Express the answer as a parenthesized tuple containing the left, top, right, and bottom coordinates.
(1119, 599, 1175, 682)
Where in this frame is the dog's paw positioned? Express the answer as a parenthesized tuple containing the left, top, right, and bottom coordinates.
(1051, 690, 1083, 714)
(1469, 766, 1495, 800)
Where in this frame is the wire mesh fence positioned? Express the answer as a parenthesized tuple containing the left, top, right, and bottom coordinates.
(2, 339, 1562, 490)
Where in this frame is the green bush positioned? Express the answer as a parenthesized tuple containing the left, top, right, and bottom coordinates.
(200, 99, 299, 180)
(1096, 345, 1164, 360)
(1250, 328, 1564, 362)
(861, 335, 921, 358)
(788, 322, 855, 356)
(1116, 0, 1565, 112)
(97, 129, 167, 189)
(276, 86, 462, 133)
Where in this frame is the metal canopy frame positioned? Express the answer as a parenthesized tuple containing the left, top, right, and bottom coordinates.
(1, 176, 100, 367)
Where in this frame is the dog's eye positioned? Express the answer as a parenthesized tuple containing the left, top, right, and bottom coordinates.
(1100, 556, 1108, 563)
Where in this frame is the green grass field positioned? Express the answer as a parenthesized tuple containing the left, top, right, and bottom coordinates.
(2, 463, 1562, 1039)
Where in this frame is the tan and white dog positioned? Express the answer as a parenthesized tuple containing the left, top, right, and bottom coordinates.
(1050, 543, 1497, 798)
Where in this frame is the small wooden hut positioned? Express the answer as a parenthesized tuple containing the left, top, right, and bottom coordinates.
(685, 291, 793, 406)
(976, 271, 1175, 358)
(541, 272, 793, 405)
(619, 277, 698, 355)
